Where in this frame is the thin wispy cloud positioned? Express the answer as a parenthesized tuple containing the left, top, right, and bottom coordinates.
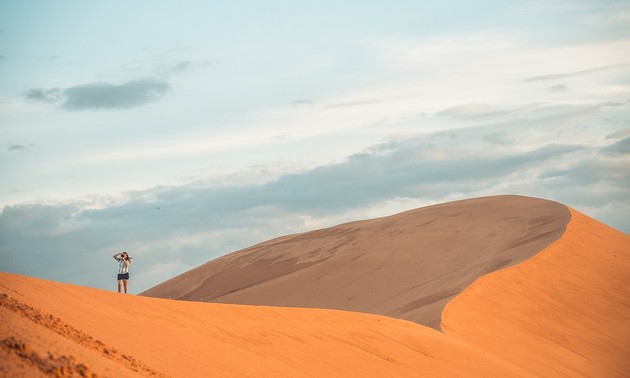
(437, 103, 496, 119)
(523, 64, 630, 82)
(159, 60, 212, 78)
(549, 84, 568, 92)
(7, 144, 32, 152)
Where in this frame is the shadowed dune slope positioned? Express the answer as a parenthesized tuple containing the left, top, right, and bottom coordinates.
(142, 195, 570, 329)
(442, 208, 630, 377)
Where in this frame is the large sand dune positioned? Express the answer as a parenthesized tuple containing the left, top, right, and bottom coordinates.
(1, 198, 628, 377)
(142, 195, 570, 329)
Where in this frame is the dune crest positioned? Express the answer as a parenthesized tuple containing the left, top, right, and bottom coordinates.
(442, 208, 630, 376)
(142, 195, 570, 330)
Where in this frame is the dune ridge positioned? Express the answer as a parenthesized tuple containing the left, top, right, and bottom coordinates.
(142, 195, 571, 330)
(442, 208, 630, 376)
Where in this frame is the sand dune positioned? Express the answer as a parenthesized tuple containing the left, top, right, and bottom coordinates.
(1, 273, 522, 377)
(2, 198, 628, 377)
(142, 195, 570, 329)
(441, 208, 630, 377)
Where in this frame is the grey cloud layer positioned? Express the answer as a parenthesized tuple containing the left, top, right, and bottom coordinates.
(25, 78, 170, 110)
(1, 101, 628, 293)
(602, 136, 630, 156)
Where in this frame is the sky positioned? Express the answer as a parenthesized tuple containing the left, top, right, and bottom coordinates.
(1, 0, 629, 294)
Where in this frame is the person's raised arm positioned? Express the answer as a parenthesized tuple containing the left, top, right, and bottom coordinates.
(113, 252, 121, 261)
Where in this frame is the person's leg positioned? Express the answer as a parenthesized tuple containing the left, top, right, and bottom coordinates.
(117, 279, 122, 293)
(123, 279, 128, 294)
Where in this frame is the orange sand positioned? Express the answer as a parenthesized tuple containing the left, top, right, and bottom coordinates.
(442, 208, 630, 376)
(1, 206, 629, 377)
(1, 273, 518, 377)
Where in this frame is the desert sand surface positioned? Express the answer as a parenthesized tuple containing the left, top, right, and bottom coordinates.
(442, 208, 630, 377)
(2, 198, 628, 377)
(142, 195, 570, 329)
(1, 272, 523, 377)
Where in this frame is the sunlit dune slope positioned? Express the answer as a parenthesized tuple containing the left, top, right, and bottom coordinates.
(0, 273, 522, 377)
(142, 195, 570, 329)
(442, 208, 630, 377)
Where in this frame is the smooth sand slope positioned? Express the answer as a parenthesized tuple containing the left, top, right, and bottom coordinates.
(142, 195, 570, 329)
(1, 273, 522, 377)
(442, 208, 630, 377)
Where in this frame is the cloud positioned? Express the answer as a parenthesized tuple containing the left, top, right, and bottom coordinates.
(168, 61, 193, 76)
(324, 97, 392, 109)
(523, 64, 630, 82)
(22, 58, 210, 111)
(602, 136, 630, 156)
(605, 129, 630, 140)
(438, 103, 495, 119)
(549, 84, 568, 92)
(435, 102, 597, 125)
(62, 79, 170, 110)
(24, 88, 62, 102)
(24, 78, 171, 110)
(291, 100, 314, 108)
(482, 132, 511, 145)
(7, 144, 32, 152)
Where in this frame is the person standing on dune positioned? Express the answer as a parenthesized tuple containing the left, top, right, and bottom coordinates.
(113, 251, 132, 293)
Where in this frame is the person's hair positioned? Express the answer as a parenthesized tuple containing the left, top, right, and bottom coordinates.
(121, 252, 129, 261)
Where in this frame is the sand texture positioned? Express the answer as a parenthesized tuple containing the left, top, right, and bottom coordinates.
(441, 207, 630, 377)
(1, 273, 523, 377)
(142, 195, 570, 329)
(1, 197, 628, 377)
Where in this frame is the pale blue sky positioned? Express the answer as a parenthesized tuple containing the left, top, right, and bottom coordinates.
(1, 1, 629, 293)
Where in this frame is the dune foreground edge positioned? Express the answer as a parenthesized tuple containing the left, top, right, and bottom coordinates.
(1, 197, 629, 377)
